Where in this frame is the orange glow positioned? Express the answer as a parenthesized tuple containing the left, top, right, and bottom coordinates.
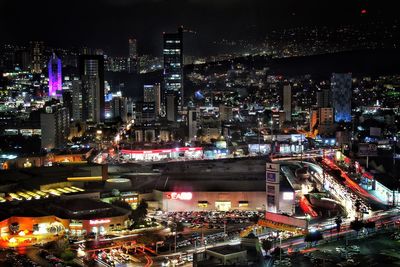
(67, 176, 103, 181)
(299, 196, 318, 217)
(322, 157, 382, 203)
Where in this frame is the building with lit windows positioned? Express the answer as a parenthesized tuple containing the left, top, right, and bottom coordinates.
(143, 84, 161, 116)
(79, 55, 105, 123)
(128, 38, 138, 73)
(163, 26, 184, 121)
(40, 104, 70, 150)
(0, 198, 130, 247)
(48, 53, 62, 97)
(331, 73, 352, 122)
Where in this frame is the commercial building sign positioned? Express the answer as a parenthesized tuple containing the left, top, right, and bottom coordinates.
(266, 163, 280, 173)
(166, 192, 193, 200)
(266, 162, 280, 213)
(358, 143, 378, 157)
(89, 219, 111, 225)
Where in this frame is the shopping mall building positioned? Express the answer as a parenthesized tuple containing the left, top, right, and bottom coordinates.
(151, 177, 295, 214)
(0, 198, 130, 248)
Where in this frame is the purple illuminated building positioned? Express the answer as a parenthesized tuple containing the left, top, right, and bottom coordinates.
(48, 53, 62, 97)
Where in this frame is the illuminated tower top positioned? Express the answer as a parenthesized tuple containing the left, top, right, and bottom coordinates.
(48, 53, 62, 98)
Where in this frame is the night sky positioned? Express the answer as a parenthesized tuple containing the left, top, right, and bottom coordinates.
(1, 0, 397, 56)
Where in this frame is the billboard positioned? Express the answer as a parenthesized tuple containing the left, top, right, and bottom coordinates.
(264, 211, 307, 229)
(358, 143, 378, 157)
(266, 172, 277, 183)
(370, 127, 381, 137)
(266, 163, 280, 172)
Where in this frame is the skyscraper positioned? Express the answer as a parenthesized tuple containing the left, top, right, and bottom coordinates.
(41, 104, 70, 150)
(31, 41, 44, 74)
(111, 96, 128, 122)
(143, 83, 161, 116)
(79, 55, 105, 123)
(283, 84, 292, 121)
(163, 26, 183, 121)
(48, 53, 62, 98)
(331, 73, 352, 122)
(71, 80, 82, 121)
(316, 89, 331, 108)
(128, 38, 138, 73)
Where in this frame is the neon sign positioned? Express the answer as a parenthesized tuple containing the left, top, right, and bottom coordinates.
(167, 192, 192, 200)
(89, 219, 111, 225)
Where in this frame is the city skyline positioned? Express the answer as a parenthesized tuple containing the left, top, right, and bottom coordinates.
(1, 0, 398, 55)
(0, 1, 399, 266)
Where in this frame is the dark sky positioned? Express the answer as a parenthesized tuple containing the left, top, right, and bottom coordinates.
(0, 0, 397, 56)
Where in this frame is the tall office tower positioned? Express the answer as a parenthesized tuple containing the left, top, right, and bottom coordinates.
(331, 73, 352, 122)
(40, 104, 70, 150)
(143, 83, 161, 116)
(283, 84, 292, 121)
(62, 89, 73, 119)
(31, 41, 44, 74)
(71, 80, 82, 121)
(188, 109, 198, 140)
(111, 96, 128, 122)
(48, 53, 62, 98)
(163, 26, 184, 121)
(128, 38, 138, 73)
(166, 93, 178, 122)
(316, 89, 331, 108)
(318, 107, 335, 135)
(79, 55, 105, 123)
(15, 49, 31, 71)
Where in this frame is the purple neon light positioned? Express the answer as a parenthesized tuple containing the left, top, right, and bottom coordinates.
(48, 53, 62, 97)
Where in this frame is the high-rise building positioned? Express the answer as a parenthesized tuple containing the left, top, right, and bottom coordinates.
(283, 84, 292, 121)
(31, 41, 44, 74)
(316, 89, 331, 108)
(143, 84, 161, 116)
(62, 89, 73, 119)
(166, 93, 178, 122)
(128, 38, 138, 73)
(15, 49, 31, 71)
(111, 96, 128, 122)
(40, 104, 70, 150)
(331, 73, 352, 122)
(79, 55, 105, 123)
(163, 26, 184, 121)
(318, 107, 335, 135)
(48, 53, 62, 98)
(188, 109, 197, 140)
(71, 80, 82, 121)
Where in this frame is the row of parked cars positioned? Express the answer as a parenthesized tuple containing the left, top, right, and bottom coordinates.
(164, 210, 262, 226)
(6, 252, 40, 267)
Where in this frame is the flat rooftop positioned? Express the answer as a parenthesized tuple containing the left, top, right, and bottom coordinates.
(207, 245, 246, 256)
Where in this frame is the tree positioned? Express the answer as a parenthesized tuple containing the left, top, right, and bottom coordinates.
(304, 231, 323, 247)
(335, 217, 343, 233)
(60, 250, 75, 262)
(350, 219, 364, 235)
(111, 199, 132, 211)
(130, 199, 148, 224)
(250, 213, 260, 224)
(175, 222, 185, 233)
(364, 221, 375, 234)
(261, 239, 273, 253)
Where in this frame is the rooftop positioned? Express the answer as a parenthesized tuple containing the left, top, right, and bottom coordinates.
(207, 245, 246, 256)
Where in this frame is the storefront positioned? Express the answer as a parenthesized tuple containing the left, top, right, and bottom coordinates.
(154, 190, 267, 212)
(0, 216, 69, 248)
(120, 147, 203, 162)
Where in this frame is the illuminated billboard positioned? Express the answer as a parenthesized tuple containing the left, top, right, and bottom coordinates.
(166, 192, 193, 200)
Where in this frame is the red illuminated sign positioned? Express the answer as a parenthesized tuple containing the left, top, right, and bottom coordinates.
(166, 192, 193, 200)
(89, 219, 111, 225)
(120, 147, 203, 154)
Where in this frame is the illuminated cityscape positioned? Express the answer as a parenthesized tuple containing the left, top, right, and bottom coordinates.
(0, 1, 400, 267)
